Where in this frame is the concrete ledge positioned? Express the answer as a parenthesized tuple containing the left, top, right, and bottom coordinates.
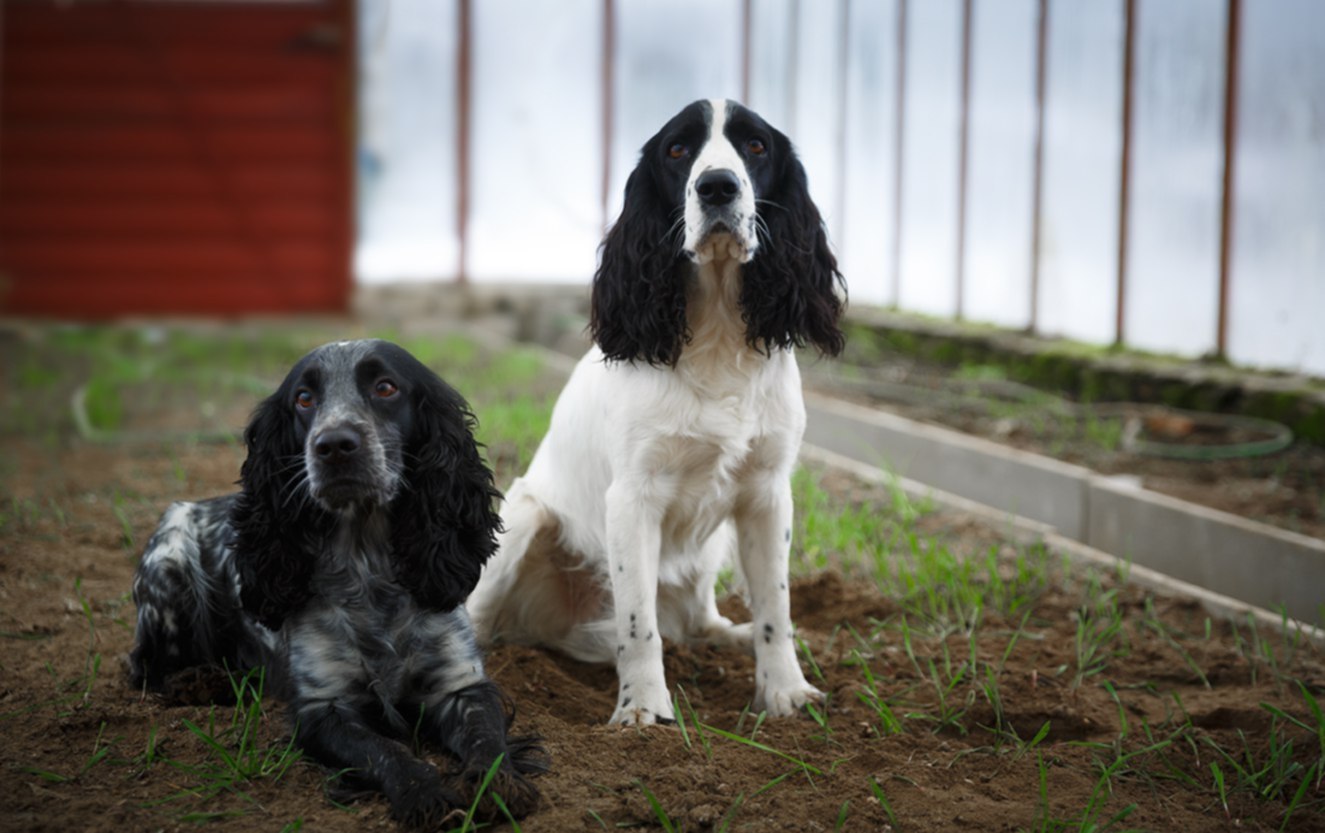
(804, 392, 1325, 628)
(1088, 478, 1325, 625)
(805, 393, 1091, 540)
(801, 444, 1324, 647)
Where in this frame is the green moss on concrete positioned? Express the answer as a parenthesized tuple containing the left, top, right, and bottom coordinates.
(1296, 408, 1325, 444)
(842, 311, 1325, 448)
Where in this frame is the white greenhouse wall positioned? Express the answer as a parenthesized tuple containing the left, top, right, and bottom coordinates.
(356, 0, 1325, 377)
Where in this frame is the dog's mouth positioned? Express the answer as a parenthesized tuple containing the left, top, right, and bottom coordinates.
(311, 472, 392, 512)
(688, 221, 756, 265)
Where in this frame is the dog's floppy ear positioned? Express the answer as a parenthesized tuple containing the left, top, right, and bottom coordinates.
(390, 364, 502, 613)
(231, 371, 322, 630)
(590, 155, 690, 367)
(741, 129, 846, 357)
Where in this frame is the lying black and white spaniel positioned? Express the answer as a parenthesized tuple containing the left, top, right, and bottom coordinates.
(468, 99, 845, 726)
(128, 339, 545, 826)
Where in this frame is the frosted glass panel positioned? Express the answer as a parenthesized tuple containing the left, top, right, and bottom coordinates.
(608, 0, 743, 222)
(355, 0, 459, 283)
(897, 0, 962, 316)
(469, 0, 601, 283)
(1124, 0, 1223, 357)
(788, 0, 847, 246)
(1228, 0, 1325, 375)
(839, 0, 899, 307)
(747, 0, 795, 129)
(963, 0, 1037, 328)
(1036, 0, 1124, 343)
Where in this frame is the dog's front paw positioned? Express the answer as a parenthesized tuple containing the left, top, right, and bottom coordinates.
(694, 617, 754, 653)
(609, 684, 676, 727)
(753, 680, 825, 718)
(456, 737, 548, 821)
(387, 764, 463, 830)
(481, 766, 542, 819)
(158, 665, 240, 705)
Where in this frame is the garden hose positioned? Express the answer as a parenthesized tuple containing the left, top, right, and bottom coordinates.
(1116, 409, 1294, 461)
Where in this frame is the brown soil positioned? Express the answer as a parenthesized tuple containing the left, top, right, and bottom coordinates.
(3, 325, 1323, 833)
(805, 363, 1325, 542)
(4, 429, 1324, 833)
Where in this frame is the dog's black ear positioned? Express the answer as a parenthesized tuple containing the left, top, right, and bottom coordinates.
(741, 129, 846, 357)
(390, 366, 502, 613)
(231, 375, 322, 631)
(590, 157, 689, 366)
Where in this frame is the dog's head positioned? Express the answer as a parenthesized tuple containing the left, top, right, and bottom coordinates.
(591, 99, 845, 366)
(230, 340, 502, 627)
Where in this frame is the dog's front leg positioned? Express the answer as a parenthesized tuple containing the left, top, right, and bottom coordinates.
(604, 482, 673, 726)
(296, 701, 462, 828)
(429, 681, 546, 819)
(735, 475, 825, 717)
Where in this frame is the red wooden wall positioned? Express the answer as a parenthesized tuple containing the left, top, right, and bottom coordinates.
(0, 0, 354, 318)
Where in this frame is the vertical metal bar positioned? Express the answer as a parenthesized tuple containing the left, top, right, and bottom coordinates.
(1116, 0, 1137, 346)
(741, 0, 753, 105)
(786, 0, 801, 135)
(601, 0, 616, 233)
(1028, 0, 1049, 333)
(338, 0, 356, 309)
(455, 0, 473, 284)
(891, 0, 908, 306)
(955, 0, 974, 320)
(834, 0, 851, 248)
(1216, 0, 1241, 357)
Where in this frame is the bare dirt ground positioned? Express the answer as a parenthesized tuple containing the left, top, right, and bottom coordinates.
(3, 326, 1324, 832)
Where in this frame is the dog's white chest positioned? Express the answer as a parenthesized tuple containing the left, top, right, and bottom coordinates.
(650, 398, 764, 552)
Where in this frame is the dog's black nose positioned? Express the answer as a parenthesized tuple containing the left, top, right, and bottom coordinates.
(313, 426, 362, 461)
(695, 168, 741, 207)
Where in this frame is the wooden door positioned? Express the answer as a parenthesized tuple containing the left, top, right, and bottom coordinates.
(0, 0, 354, 317)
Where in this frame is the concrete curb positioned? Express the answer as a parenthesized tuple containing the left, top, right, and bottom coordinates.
(799, 444, 1324, 648)
(804, 392, 1325, 628)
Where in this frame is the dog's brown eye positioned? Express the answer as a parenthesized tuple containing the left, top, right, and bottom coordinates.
(668, 143, 688, 160)
(295, 389, 316, 409)
(374, 379, 399, 399)
(747, 138, 766, 156)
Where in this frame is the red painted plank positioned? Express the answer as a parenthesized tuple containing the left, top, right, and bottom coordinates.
(4, 45, 342, 86)
(3, 85, 336, 123)
(0, 202, 337, 237)
(3, 125, 340, 163)
(1, 165, 338, 200)
(9, 3, 338, 48)
(4, 239, 340, 275)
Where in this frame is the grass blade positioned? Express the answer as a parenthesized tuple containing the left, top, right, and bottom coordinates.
(867, 777, 900, 829)
(458, 752, 505, 832)
(635, 779, 676, 833)
(699, 721, 823, 776)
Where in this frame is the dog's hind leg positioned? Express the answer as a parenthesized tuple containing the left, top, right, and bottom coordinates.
(672, 523, 754, 653)
(468, 480, 608, 658)
(467, 479, 544, 644)
(128, 498, 247, 698)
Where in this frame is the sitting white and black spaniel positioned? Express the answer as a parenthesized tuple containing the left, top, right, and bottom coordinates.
(468, 99, 845, 726)
(128, 339, 545, 826)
